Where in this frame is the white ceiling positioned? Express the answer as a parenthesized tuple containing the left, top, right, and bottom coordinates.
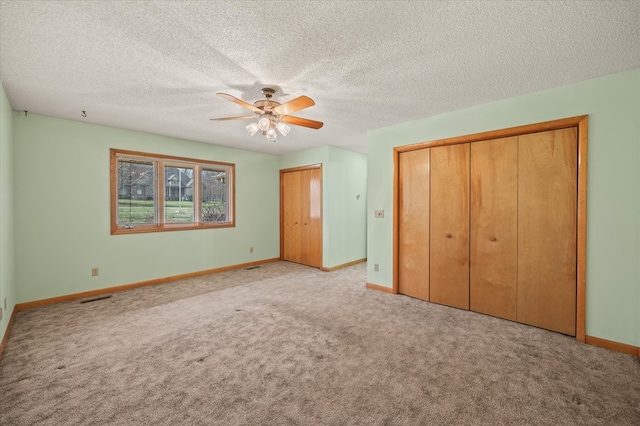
(1, 1, 639, 156)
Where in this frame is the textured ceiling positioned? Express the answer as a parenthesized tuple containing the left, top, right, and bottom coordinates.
(1, 1, 639, 155)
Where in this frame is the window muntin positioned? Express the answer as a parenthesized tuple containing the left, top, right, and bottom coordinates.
(111, 149, 234, 234)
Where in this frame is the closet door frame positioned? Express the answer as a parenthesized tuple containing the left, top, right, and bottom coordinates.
(392, 115, 588, 342)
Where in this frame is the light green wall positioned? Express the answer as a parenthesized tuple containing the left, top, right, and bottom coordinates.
(367, 68, 640, 347)
(325, 146, 367, 267)
(13, 113, 280, 303)
(279, 146, 367, 269)
(0, 83, 16, 345)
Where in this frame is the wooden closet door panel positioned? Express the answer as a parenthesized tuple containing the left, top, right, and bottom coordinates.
(398, 149, 430, 300)
(281, 171, 302, 263)
(300, 169, 312, 264)
(518, 128, 578, 335)
(301, 168, 323, 268)
(430, 144, 470, 310)
(470, 137, 518, 320)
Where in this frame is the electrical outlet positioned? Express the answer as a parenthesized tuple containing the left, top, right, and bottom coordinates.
(91, 267, 99, 277)
(374, 263, 379, 272)
(249, 247, 254, 253)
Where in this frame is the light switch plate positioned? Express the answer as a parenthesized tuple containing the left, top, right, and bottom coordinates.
(374, 210, 384, 218)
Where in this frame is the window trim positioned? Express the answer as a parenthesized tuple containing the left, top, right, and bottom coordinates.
(110, 149, 235, 234)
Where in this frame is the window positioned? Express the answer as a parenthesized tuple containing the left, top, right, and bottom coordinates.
(111, 149, 234, 234)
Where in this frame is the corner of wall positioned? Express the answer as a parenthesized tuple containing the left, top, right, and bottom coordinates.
(0, 82, 17, 350)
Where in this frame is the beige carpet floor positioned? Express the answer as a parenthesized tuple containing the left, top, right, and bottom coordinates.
(0, 261, 638, 425)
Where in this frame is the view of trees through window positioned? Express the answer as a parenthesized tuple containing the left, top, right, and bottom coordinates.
(201, 169, 227, 222)
(117, 160, 156, 224)
(112, 149, 234, 233)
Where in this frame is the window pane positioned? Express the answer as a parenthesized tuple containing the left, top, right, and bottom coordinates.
(117, 160, 156, 224)
(201, 169, 228, 222)
(164, 166, 194, 223)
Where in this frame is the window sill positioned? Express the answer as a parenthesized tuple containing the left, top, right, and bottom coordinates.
(111, 222, 235, 235)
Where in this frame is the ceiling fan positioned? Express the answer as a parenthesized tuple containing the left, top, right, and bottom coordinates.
(211, 88, 323, 141)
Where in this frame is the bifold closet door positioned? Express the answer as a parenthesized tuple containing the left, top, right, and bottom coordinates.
(281, 170, 303, 264)
(398, 149, 430, 300)
(430, 144, 470, 310)
(518, 128, 577, 335)
(281, 167, 323, 269)
(300, 168, 323, 269)
(470, 137, 518, 320)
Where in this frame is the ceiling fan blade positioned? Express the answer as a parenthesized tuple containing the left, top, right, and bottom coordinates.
(273, 96, 315, 115)
(281, 115, 324, 129)
(209, 115, 256, 121)
(216, 92, 263, 113)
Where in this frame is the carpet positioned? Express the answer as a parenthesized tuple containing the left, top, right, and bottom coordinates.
(1, 261, 638, 425)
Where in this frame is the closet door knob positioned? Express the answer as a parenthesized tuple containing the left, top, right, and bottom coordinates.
(490, 236, 497, 242)
(446, 233, 453, 238)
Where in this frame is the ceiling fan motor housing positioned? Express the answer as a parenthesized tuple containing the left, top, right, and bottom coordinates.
(253, 99, 280, 113)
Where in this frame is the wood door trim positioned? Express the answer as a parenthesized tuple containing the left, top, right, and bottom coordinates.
(392, 115, 588, 342)
(280, 163, 322, 173)
(394, 116, 587, 153)
(576, 118, 588, 342)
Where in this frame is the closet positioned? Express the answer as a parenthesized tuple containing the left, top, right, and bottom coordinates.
(280, 165, 323, 269)
(396, 122, 582, 337)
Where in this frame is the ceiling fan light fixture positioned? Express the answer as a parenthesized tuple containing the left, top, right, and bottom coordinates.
(276, 121, 291, 136)
(212, 88, 323, 143)
(246, 122, 259, 136)
(258, 116, 271, 131)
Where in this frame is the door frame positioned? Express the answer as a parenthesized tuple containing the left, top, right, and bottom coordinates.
(280, 163, 323, 267)
(392, 115, 588, 342)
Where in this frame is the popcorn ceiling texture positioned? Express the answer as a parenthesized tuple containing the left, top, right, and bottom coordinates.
(0, 1, 639, 155)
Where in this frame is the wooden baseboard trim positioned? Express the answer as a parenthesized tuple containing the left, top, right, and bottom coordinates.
(0, 307, 18, 362)
(324, 258, 367, 272)
(585, 335, 640, 358)
(16, 258, 281, 311)
(366, 282, 398, 294)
